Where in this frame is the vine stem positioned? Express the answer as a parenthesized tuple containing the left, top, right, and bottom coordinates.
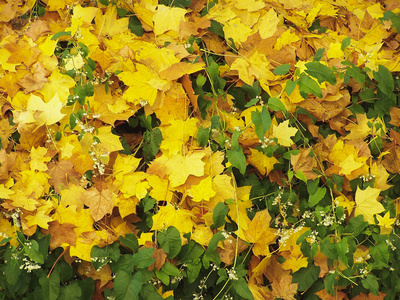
(47, 246, 70, 278)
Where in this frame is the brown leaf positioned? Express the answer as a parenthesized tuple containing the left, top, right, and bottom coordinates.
(313, 252, 329, 278)
(291, 148, 319, 180)
(351, 292, 386, 300)
(389, 107, 400, 127)
(83, 187, 114, 222)
(218, 237, 248, 265)
(270, 272, 298, 300)
(47, 160, 81, 193)
(150, 248, 168, 271)
(24, 19, 51, 41)
(264, 255, 290, 283)
(42, 220, 77, 250)
(315, 289, 348, 300)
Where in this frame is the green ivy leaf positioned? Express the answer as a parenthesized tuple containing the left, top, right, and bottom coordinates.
(132, 248, 155, 268)
(313, 48, 325, 61)
(267, 97, 287, 115)
(343, 62, 366, 84)
(120, 234, 139, 253)
(143, 128, 162, 161)
(285, 79, 297, 96)
(39, 271, 60, 300)
(161, 262, 181, 277)
(292, 264, 320, 292)
(273, 64, 291, 75)
(114, 270, 142, 300)
(251, 106, 271, 141)
(158, 226, 182, 259)
(155, 269, 170, 285)
(204, 231, 225, 265)
(305, 61, 337, 85)
(227, 147, 246, 175)
(51, 31, 71, 40)
(373, 65, 394, 96)
(341, 37, 351, 51)
(298, 75, 323, 99)
(24, 240, 44, 264)
(344, 215, 368, 236)
(58, 282, 82, 300)
(212, 202, 229, 228)
(187, 260, 202, 284)
(362, 274, 380, 296)
(232, 278, 254, 300)
(128, 15, 144, 37)
(308, 187, 326, 207)
(324, 270, 337, 295)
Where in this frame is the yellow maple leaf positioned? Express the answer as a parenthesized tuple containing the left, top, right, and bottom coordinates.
(338, 154, 364, 176)
(116, 194, 140, 218)
(355, 187, 384, 224)
(147, 175, 174, 203)
(151, 204, 193, 233)
(95, 126, 124, 154)
(160, 118, 199, 155)
(0, 216, 18, 246)
(25, 209, 53, 230)
(94, 4, 129, 37)
(27, 93, 66, 126)
(370, 162, 392, 191)
(113, 153, 141, 182)
(344, 114, 372, 140)
(243, 209, 277, 257)
(29, 146, 51, 171)
(272, 120, 298, 147)
(256, 8, 280, 39)
(152, 5, 187, 36)
(335, 195, 354, 215)
(188, 176, 216, 202)
(191, 224, 214, 246)
(164, 152, 206, 188)
(282, 254, 308, 273)
(223, 18, 253, 46)
(228, 186, 252, 237)
(247, 149, 280, 176)
(40, 70, 76, 102)
(376, 212, 396, 235)
(274, 29, 300, 50)
(327, 42, 344, 59)
(138, 232, 154, 246)
(118, 64, 166, 106)
(119, 172, 148, 199)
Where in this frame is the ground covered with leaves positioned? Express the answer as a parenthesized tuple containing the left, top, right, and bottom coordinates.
(1, 0, 400, 299)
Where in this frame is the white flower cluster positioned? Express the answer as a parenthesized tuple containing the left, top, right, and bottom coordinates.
(386, 239, 397, 251)
(198, 278, 207, 290)
(259, 136, 274, 148)
(139, 99, 148, 107)
(193, 293, 204, 300)
(360, 174, 375, 182)
(171, 274, 183, 284)
(19, 253, 41, 273)
(91, 256, 110, 272)
(227, 268, 238, 281)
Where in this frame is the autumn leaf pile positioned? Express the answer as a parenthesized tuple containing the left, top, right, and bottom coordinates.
(1, 0, 400, 299)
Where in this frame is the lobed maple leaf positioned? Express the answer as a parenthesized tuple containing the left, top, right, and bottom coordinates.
(354, 187, 384, 224)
